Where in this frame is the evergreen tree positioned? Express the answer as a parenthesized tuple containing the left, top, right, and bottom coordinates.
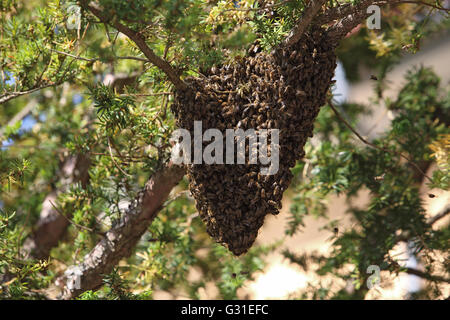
(0, 0, 448, 299)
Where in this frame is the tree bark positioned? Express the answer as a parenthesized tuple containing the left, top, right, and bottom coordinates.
(60, 164, 185, 299)
(284, 0, 328, 47)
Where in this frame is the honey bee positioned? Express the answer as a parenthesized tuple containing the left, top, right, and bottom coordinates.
(333, 227, 339, 236)
(273, 186, 280, 197)
(289, 50, 297, 60)
(296, 90, 306, 97)
(170, 38, 338, 256)
(257, 114, 264, 123)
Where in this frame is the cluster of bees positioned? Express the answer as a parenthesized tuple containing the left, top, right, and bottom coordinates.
(171, 27, 337, 255)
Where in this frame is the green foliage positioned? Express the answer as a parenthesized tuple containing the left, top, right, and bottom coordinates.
(89, 84, 134, 132)
(286, 66, 449, 299)
(0, 210, 50, 299)
(0, 0, 448, 300)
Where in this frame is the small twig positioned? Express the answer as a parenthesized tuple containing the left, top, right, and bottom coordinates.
(107, 56, 151, 62)
(160, 90, 170, 119)
(325, 0, 449, 41)
(119, 92, 173, 97)
(318, 0, 449, 26)
(388, 256, 450, 283)
(217, 0, 291, 15)
(80, 0, 186, 90)
(163, 190, 191, 208)
(163, 32, 173, 60)
(107, 137, 132, 177)
(328, 100, 432, 182)
(49, 200, 105, 237)
(50, 49, 150, 63)
(0, 79, 69, 105)
(402, 266, 450, 283)
(91, 152, 145, 162)
(80, 22, 91, 44)
(394, 205, 450, 244)
(394, 0, 450, 12)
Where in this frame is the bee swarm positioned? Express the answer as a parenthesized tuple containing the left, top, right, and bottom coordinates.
(171, 27, 337, 255)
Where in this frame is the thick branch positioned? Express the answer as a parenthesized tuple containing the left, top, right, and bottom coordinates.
(402, 267, 450, 284)
(427, 205, 450, 225)
(60, 164, 185, 299)
(316, 0, 376, 25)
(326, 1, 380, 42)
(284, 0, 328, 47)
(79, 1, 187, 91)
(21, 69, 147, 261)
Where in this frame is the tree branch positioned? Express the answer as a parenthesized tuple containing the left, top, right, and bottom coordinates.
(79, 1, 187, 91)
(427, 205, 450, 225)
(50, 49, 150, 63)
(284, 0, 328, 47)
(0, 80, 68, 105)
(60, 163, 185, 299)
(20, 68, 147, 261)
(316, 0, 376, 25)
(395, 1, 449, 12)
(323, 0, 448, 41)
(326, 0, 380, 41)
(401, 266, 450, 284)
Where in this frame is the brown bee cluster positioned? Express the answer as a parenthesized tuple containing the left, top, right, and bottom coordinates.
(171, 27, 337, 255)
